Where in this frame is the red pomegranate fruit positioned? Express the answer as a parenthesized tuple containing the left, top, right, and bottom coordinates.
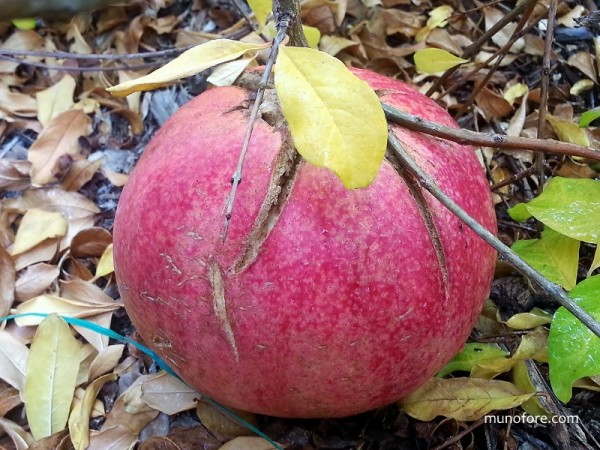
(113, 68, 497, 418)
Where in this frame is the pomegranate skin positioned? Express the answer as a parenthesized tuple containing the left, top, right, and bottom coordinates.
(113, 69, 497, 418)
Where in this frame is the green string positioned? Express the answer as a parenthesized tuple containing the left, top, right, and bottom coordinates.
(0, 312, 282, 450)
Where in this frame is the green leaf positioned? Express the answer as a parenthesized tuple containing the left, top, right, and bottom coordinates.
(275, 46, 387, 189)
(437, 343, 508, 377)
(512, 227, 580, 290)
(107, 39, 270, 97)
(247, 0, 271, 28)
(24, 314, 81, 440)
(507, 202, 532, 222)
(12, 19, 37, 30)
(580, 109, 600, 128)
(549, 275, 600, 403)
(515, 177, 600, 243)
(414, 48, 467, 74)
(400, 377, 533, 421)
(505, 307, 552, 330)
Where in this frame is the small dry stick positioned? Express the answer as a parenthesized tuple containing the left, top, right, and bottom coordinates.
(383, 103, 600, 162)
(222, 20, 290, 241)
(536, 0, 559, 194)
(387, 131, 600, 339)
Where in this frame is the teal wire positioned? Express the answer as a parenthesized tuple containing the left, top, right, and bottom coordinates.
(0, 312, 282, 450)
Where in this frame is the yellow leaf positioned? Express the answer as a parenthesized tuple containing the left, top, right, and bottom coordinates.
(94, 243, 114, 279)
(24, 315, 81, 440)
(570, 79, 595, 96)
(107, 39, 271, 97)
(303, 25, 321, 49)
(11, 19, 37, 30)
(275, 46, 387, 189)
(247, 0, 271, 28)
(589, 242, 600, 277)
(400, 377, 534, 421)
(414, 48, 468, 74)
(416, 5, 453, 42)
(69, 373, 117, 450)
(138, 372, 197, 415)
(547, 114, 591, 147)
(36, 75, 76, 127)
(505, 307, 552, 330)
(207, 58, 256, 87)
(513, 361, 553, 417)
(503, 83, 529, 105)
(12, 209, 68, 255)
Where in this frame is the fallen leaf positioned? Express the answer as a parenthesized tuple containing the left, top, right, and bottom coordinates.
(138, 425, 222, 450)
(13, 239, 59, 271)
(60, 158, 103, 192)
(36, 75, 76, 127)
(94, 244, 114, 279)
(567, 51, 597, 84)
(0, 384, 22, 416)
(437, 343, 508, 378)
(4, 188, 100, 221)
(414, 48, 467, 74)
(207, 58, 256, 87)
(24, 315, 81, 440)
(0, 417, 35, 450)
(139, 371, 197, 415)
(107, 39, 271, 97)
(415, 5, 453, 42)
(247, 0, 271, 28)
(589, 244, 600, 277)
(12, 209, 68, 256)
(217, 436, 278, 450)
(69, 373, 117, 450)
(318, 35, 357, 56)
(275, 46, 387, 189)
(503, 83, 528, 105)
(70, 228, 112, 258)
(513, 361, 552, 417)
(483, 7, 525, 53)
(512, 227, 580, 290)
(89, 345, 124, 380)
(15, 263, 59, 302)
(570, 79, 595, 96)
(400, 377, 533, 421)
(0, 246, 15, 317)
(27, 110, 91, 186)
(0, 329, 29, 391)
(505, 307, 553, 330)
(0, 159, 31, 191)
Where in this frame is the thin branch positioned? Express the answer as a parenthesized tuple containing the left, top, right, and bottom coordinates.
(0, 55, 163, 72)
(383, 103, 600, 162)
(222, 23, 289, 241)
(536, 0, 559, 194)
(387, 131, 600, 339)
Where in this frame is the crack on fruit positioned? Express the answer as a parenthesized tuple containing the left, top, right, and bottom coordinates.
(231, 132, 303, 273)
(209, 258, 239, 362)
(160, 253, 182, 275)
(386, 148, 451, 302)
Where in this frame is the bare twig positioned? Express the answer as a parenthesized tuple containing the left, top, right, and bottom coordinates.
(222, 22, 289, 241)
(387, 131, 600, 338)
(536, 0, 559, 194)
(383, 103, 600, 161)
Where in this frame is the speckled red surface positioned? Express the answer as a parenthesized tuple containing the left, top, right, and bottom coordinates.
(113, 69, 497, 418)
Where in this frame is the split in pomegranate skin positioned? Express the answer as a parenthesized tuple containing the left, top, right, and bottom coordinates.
(113, 68, 497, 418)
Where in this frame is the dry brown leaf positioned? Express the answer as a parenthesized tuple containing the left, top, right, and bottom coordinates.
(557, 4, 585, 27)
(196, 401, 259, 442)
(475, 87, 513, 121)
(0, 246, 15, 317)
(15, 263, 58, 303)
(0, 329, 29, 392)
(0, 85, 38, 117)
(13, 239, 59, 271)
(60, 158, 102, 192)
(36, 76, 77, 127)
(27, 110, 91, 186)
(0, 31, 44, 73)
(555, 160, 598, 179)
(567, 51, 597, 84)
(4, 188, 100, 220)
(426, 28, 463, 55)
(70, 227, 112, 258)
(11, 209, 68, 256)
(380, 8, 424, 37)
(138, 425, 222, 450)
(523, 34, 546, 56)
(0, 159, 31, 191)
(74, 311, 114, 352)
(89, 344, 124, 380)
(217, 437, 278, 450)
(0, 384, 21, 417)
(136, 372, 197, 415)
(318, 35, 358, 56)
(60, 216, 96, 252)
(483, 7, 525, 53)
(547, 114, 591, 147)
(0, 417, 35, 450)
(66, 257, 94, 281)
(60, 278, 117, 306)
(301, 0, 337, 34)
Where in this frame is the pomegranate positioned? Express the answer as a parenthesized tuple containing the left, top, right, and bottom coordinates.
(113, 68, 496, 418)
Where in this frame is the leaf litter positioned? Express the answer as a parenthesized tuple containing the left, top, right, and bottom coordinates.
(0, 0, 600, 449)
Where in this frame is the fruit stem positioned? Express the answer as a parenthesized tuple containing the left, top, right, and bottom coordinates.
(387, 131, 600, 339)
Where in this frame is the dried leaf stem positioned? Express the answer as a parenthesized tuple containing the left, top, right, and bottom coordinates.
(383, 103, 600, 162)
(387, 131, 600, 339)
